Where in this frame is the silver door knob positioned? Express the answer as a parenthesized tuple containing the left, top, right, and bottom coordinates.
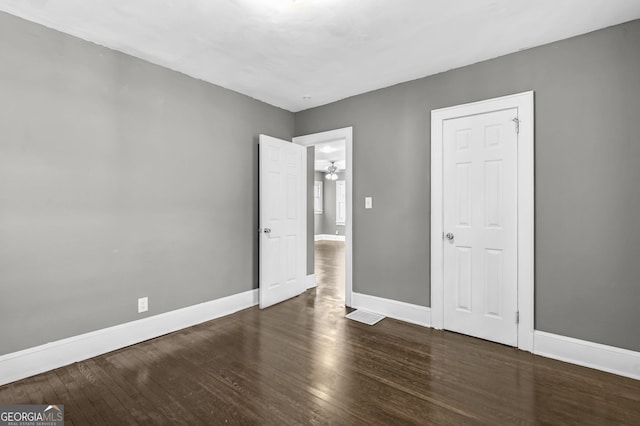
(445, 232, 454, 240)
(264, 228, 271, 234)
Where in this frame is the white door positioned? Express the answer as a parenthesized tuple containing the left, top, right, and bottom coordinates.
(259, 135, 306, 309)
(443, 108, 518, 346)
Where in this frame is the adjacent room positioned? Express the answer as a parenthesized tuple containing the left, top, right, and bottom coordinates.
(1, 0, 640, 424)
(312, 139, 347, 304)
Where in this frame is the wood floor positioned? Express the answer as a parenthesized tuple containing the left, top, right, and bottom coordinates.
(2, 240, 640, 425)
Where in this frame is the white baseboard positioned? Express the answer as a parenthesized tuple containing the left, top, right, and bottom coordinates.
(4, 288, 638, 385)
(351, 292, 431, 327)
(0, 289, 259, 386)
(314, 234, 346, 242)
(306, 274, 317, 289)
(534, 331, 640, 380)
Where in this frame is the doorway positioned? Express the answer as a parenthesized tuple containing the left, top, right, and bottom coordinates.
(293, 127, 353, 307)
(430, 92, 534, 351)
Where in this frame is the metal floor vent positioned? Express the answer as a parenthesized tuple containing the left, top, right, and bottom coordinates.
(345, 310, 385, 326)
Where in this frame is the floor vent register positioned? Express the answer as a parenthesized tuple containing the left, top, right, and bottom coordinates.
(345, 310, 385, 326)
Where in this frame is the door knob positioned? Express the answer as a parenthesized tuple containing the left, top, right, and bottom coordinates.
(445, 232, 454, 241)
(264, 228, 271, 234)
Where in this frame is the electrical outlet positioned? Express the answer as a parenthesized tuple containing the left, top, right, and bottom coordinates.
(138, 297, 148, 313)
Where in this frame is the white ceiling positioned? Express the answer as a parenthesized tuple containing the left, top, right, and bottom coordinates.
(314, 139, 345, 172)
(2, 0, 640, 112)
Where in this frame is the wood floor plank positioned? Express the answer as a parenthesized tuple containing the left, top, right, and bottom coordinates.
(128, 339, 263, 425)
(46, 370, 94, 426)
(104, 351, 208, 424)
(79, 358, 148, 425)
(54, 364, 108, 425)
(0, 383, 14, 404)
(7, 379, 33, 404)
(96, 351, 188, 424)
(1, 240, 639, 424)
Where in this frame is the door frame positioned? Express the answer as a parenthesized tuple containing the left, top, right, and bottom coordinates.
(293, 127, 353, 307)
(430, 92, 534, 351)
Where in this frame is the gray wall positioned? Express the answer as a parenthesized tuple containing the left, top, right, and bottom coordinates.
(0, 12, 294, 355)
(314, 172, 346, 236)
(306, 147, 315, 275)
(296, 20, 640, 352)
(2, 9, 639, 356)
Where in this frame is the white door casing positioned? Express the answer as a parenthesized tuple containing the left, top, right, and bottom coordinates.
(443, 109, 518, 346)
(431, 91, 535, 352)
(259, 134, 306, 309)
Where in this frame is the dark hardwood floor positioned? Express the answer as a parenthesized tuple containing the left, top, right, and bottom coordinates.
(2, 240, 640, 424)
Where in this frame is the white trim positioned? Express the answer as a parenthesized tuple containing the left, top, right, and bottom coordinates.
(306, 274, 317, 289)
(351, 292, 431, 327)
(293, 127, 354, 307)
(314, 234, 346, 242)
(430, 91, 535, 351)
(300, 142, 308, 298)
(0, 289, 259, 386)
(534, 331, 640, 380)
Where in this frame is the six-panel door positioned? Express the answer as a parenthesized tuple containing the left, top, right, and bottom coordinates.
(443, 109, 519, 346)
(259, 135, 306, 309)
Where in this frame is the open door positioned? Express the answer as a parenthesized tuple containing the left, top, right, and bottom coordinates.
(259, 134, 306, 308)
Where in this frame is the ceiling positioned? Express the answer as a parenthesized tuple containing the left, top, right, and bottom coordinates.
(2, 0, 640, 112)
(314, 139, 345, 172)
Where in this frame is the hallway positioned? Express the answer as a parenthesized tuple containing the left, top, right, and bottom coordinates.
(313, 240, 345, 306)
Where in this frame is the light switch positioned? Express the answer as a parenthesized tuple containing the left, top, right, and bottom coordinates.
(365, 197, 373, 209)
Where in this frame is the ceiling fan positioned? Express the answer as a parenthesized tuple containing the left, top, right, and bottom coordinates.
(325, 161, 339, 181)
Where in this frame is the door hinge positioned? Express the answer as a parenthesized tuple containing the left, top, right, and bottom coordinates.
(516, 311, 520, 324)
(512, 117, 520, 134)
